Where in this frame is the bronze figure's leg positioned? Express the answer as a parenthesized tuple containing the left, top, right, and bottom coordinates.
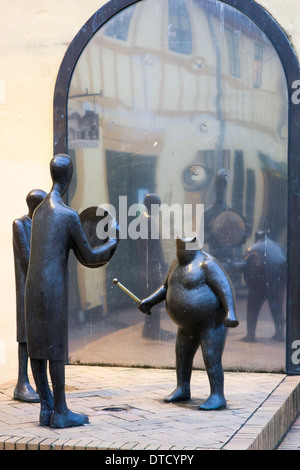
(49, 360, 89, 429)
(164, 327, 199, 403)
(199, 323, 227, 410)
(14, 343, 40, 403)
(30, 359, 53, 426)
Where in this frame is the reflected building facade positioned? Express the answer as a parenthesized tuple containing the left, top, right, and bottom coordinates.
(66, 0, 288, 372)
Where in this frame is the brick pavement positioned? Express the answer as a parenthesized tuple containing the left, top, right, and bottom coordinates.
(277, 414, 300, 450)
(0, 365, 299, 450)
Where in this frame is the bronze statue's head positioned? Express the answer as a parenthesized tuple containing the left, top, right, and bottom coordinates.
(176, 236, 200, 262)
(26, 189, 47, 218)
(50, 154, 73, 195)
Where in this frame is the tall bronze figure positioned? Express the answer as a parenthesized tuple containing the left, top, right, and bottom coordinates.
(25, 154, 119, 428)
(13, 189, 47, 402)
(139, 236, 238, 410)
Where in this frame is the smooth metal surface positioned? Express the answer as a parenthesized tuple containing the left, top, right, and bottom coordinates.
(53, 0, 300, 373)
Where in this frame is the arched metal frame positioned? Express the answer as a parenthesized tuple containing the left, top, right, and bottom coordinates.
(53, 0, 300, 374)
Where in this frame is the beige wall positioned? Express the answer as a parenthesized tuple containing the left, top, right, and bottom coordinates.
(0, 0, 106, 379)
(0, 0, 299, 379)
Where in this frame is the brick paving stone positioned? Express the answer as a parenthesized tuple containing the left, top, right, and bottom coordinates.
(3, 435, 22, 450)
(85, 440, 104, 450)
(70, 438, 96, 450)
(106, 441, 123, 450)
(119, 441, 140, 450)
(39, 438, 59, 450)
(51, 438, 79, 450)
(15, 436, 35, 450)
(142, 443, 161, 450)
(96, 441, 117, 450)
(126, 442, 149, 450)
(27, 437, 49, 450)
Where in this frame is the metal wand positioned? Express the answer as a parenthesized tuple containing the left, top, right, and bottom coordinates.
(112, 278, 151, 315)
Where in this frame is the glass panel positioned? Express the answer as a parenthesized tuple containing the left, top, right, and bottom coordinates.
(67, 0, 288, 372)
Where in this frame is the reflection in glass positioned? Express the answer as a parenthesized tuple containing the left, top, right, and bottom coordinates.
(225, 27, 241, 78)
(66, 0, 288, 372)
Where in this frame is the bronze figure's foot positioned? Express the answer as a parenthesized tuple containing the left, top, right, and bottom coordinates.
(39, 405, 53, 427)
(199, 394, 226, 410)
(14, 382, 40, 403)
(50, 410, 89, 428)
(164, 386, 190, 403)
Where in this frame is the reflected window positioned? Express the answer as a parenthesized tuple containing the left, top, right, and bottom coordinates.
(254, 43, 263, 88)
(168, 0, 192, 55)
(103, 5, 135, 41)
(226, 27, 241, 77)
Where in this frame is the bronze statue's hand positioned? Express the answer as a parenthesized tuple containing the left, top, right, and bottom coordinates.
(224, 311, 239, 328)
(138, 299, 152, 315)
(224, 318, 239, 328)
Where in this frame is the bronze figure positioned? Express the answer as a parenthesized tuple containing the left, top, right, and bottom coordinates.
(139, 236, 238, 410)
(13, 189, 47, 402)
(25, 154, 119, 428)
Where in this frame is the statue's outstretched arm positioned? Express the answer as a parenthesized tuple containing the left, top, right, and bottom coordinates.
(71, 212, 118, 268)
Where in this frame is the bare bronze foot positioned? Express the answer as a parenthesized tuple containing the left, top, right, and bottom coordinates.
(164, 386, 190, 403)
(199, 394, 226, 410)
(50, 410, 89, 428)
(14, 382, 40, 403)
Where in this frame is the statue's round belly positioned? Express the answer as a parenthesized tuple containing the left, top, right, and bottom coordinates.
(166, 283, 222, 328)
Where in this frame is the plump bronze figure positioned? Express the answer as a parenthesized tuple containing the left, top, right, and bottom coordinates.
(25, 154, 119, 428)
(139, 236, 238, 410)
(13, 189, 47, 402)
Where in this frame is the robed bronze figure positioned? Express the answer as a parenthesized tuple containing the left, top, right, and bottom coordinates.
(25, 154, 119, 428)
(13, 189, 47, 402)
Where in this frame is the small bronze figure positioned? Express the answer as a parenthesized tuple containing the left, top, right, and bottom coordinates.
(25, 154, 119, 428)
(13, 189, 47, 402)
(139, 236, 238, 410)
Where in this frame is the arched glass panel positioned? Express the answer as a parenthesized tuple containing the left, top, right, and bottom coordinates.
(65, 0, 289, 372)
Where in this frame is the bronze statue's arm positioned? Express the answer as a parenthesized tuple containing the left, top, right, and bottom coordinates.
(12, 220, 30, 271)
(138, 285, 167, 314)
(138, 268, 170, 314)
(203, 259, 239, 328)
(71, 212, 118, 268)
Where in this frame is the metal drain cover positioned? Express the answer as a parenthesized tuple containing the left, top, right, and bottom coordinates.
(101, 406, 129, 412)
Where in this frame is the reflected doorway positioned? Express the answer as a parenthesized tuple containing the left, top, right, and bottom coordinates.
(105, 150, 158, 310)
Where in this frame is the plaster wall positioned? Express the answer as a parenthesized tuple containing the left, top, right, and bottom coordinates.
(0, 0, 298, 380)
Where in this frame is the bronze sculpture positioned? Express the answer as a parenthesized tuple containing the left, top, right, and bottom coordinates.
(25, 154, 119, 428)
(12, 189, 47, 403)
(139, 236, 238, 410)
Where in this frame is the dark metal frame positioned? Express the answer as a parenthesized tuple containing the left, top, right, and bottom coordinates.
(53, 0, 300, 374)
